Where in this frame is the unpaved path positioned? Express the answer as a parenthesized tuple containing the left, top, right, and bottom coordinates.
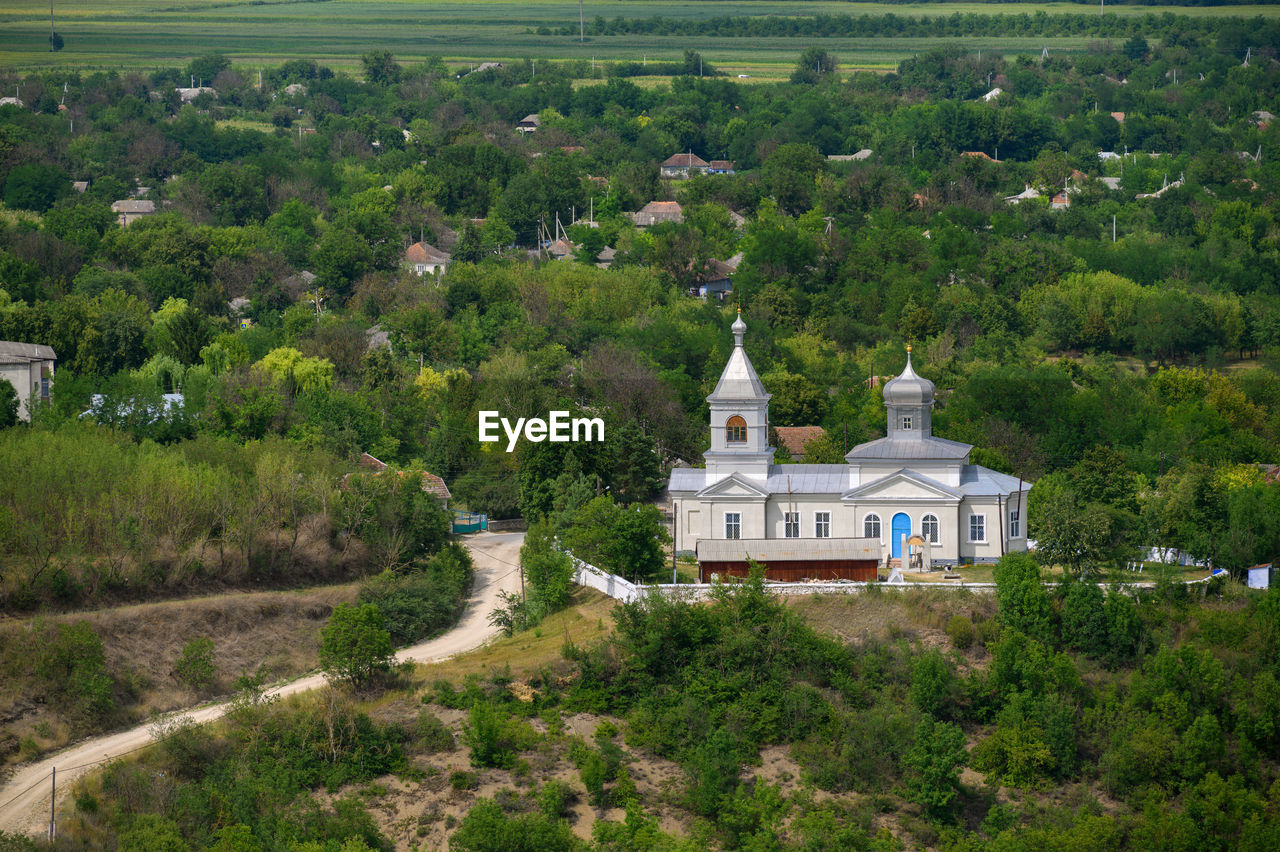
(0, 531, 524, 838)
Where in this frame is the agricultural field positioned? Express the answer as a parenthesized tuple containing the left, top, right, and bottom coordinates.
(4, 1, 1280, 70)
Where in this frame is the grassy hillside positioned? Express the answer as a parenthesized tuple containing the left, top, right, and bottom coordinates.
(51, 570, 1280, 850)
(5, 1, 1280, 68)
(0, 582, 360, 768)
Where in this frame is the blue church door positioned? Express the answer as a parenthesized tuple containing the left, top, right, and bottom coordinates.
(891, 513, 911, 559)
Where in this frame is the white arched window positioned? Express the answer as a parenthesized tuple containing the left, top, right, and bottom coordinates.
(922, 514, 939, 544)
(863, 513, 881, 540)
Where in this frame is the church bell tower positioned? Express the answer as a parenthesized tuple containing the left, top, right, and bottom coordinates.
(704, 311, 773, 481)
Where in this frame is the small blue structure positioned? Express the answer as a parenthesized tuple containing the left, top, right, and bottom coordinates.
(452, 510, 488, 534)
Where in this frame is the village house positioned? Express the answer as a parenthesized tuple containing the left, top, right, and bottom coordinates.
(693, 258, 737, 301)
(707, 160, 736, 175)
(668, 316, 1031, 581)
(660, 153, 709, 178)
(404, 242, 450, 276)
(175, 86, 217, 104)
(828, 150, 873, 163)
(515, 114, 540, 133)
(347, 453, 452, 507)
(110, 199, 156, 226)
(1005, 185, 1041, 204)
(629, 201, 683, 228)
(0, 341, 55, 421)
(773, 426, 827, 461)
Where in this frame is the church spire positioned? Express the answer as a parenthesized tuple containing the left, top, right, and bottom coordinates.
(708, 310, 769, 403)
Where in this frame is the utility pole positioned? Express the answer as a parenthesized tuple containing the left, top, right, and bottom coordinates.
(579, 0, 584, 43)
(671, 505, 677, 584)
(50, 0, 54, 49)
(48, 767, 55, 842)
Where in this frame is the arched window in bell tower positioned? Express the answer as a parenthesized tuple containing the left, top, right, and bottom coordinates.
(726, 415, 747, 443)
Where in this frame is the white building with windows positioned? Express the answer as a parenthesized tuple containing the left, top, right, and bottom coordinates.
(668, 314, 1032, 570)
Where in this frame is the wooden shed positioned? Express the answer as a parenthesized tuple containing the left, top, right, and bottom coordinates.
(695, 538, 881, 583)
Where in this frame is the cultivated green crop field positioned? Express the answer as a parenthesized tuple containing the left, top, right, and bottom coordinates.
(3, 1, 1280, 71)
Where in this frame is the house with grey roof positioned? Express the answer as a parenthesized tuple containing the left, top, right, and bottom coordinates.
(110, 199, 155, 226)
(0, 341, 56, 421)
(668, 318, 1031, 573)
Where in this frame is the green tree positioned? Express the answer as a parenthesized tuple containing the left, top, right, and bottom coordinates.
(319, 603, 395, 690)
(563, 495, 669, 583)
(791, 47, 840, 85)
(993, 551, 1054, 642)
(521, 521, 575, 617)
(0, 379, 17, 427)
(3, 163, 70, 212)
(360, 50, 402, 85)
(910, 649, 960, 720)
(903, 718, 967, 815)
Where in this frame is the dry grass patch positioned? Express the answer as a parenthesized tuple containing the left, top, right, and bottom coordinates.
(786, 586, 997, 653)
(0, 582, 360, 767)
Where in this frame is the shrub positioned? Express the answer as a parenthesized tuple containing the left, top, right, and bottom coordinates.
(971, 721, 1056, 789)
(946, 615, 975, 650)
(450, 770, 480, 791)
(173, 637, 217, 692)
(1060, 579, 1108, 657)
(463, 701, 538, 769)
(449, 798, 579, 852)
(414, 709, 456, 752)
(537, 779, 576, 819)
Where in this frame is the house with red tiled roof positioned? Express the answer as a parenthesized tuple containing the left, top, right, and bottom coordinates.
(707, 160, 736, 175)
(404, 242, 450, 276)
(660, 153, 710, 178)
(348, 452, 452, 505)
(773, 426, 827, 460)
(629, 201, 683, 227)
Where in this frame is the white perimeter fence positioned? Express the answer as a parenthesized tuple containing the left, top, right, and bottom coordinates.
(567, 554, 1217, 605)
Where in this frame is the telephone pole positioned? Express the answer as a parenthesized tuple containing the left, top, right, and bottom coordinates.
(579, 0, 584, 43)
(48, 767, 55, 842)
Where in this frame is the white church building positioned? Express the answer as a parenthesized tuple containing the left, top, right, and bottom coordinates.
(668, 313, 1032, 577)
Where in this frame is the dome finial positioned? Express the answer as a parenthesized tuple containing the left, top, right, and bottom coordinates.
(731, 308, 747, 346)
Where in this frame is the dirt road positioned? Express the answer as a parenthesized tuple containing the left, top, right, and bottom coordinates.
(0, 531, 525, 838)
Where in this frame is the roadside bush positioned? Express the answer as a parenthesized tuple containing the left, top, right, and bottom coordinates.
(319, 603, 395, 690)
(358, 542, 474, 646)
(994, 551, 1055, 643)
